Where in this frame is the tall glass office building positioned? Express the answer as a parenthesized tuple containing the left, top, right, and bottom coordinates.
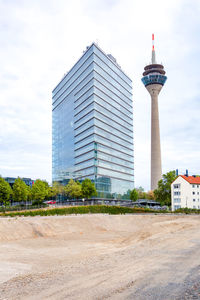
(52, 43, 134, 199)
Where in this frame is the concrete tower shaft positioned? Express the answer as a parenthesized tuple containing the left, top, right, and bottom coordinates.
(146, 84, 162, 190)
(141, 34, 167, 190)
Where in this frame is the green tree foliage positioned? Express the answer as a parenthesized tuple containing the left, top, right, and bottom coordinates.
(146, 190, 155, 200)
(13, 177, 29, 202)
(154, 170, 177, 206)
(31, 179, 49, 202)
(136, 186, 147, 199)
(130, 188, 138, 201)
(27, 186, 32, 201)
(81, 178, 97, 199)
(0, 176, 12, 206)
(121, 189, 131, 200)
(48, 182, 62, 199)
(65, 179, 82, 199)
(48, 187, 56, 199)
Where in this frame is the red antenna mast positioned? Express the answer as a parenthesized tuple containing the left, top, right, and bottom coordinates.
(151, 33, 156, 63)
(152, 33, 155, 51)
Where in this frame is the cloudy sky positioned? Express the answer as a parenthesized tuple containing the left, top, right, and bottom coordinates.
(0, 0, 200, 190)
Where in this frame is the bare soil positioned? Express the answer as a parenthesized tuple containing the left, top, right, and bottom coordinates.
(0, 214, 200, 299)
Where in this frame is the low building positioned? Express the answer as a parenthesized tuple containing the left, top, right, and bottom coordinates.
(4, 177, 35, 188)
(171, 175, 200, 211)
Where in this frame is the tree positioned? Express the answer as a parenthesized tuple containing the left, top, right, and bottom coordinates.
(0, 176, 12, 206)
(65, 179, 82, 199)
(49, 182, 61, 198)
(13, 177, 29, 203)
(31, 179, 49, 202)
(136, 186, 147, 199)
(121, 189, 131, 200)
(81, 178, 97, 199)
(146, 190, 155, 200)
(130, 188, 138, 201)
(27, 186, 32, 201)
(154, 170, 177, 206)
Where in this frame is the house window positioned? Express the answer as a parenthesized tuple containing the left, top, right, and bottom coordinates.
(174, 205, 181, 210)
(193, 206, 196, 209)
(193, 191, 195, 195)
(197, 185, 199, 188)
(174, 184, 180, 189)
(193, 199, 195, 202)
(174, 191, 181, 196)
(174, 198, 181, 203)
(192, 185, 195, 188)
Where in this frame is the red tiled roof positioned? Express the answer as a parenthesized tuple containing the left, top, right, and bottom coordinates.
(180, 175, 200, 184)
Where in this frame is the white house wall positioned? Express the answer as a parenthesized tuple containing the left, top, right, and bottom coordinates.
(171, 177, 200, 211)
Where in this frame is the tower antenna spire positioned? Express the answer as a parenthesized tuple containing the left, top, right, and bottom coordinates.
(152, 33, 156, 64)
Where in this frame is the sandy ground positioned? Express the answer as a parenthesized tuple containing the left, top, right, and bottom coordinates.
(0, 214, 200, 300)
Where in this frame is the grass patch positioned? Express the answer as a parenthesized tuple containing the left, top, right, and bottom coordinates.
(0, 205, 167, 217)
(0, 205, 199, 217)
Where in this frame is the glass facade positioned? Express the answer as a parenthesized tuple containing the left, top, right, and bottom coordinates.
(141, 74, 167, 86)
(52, 43, 134, 199)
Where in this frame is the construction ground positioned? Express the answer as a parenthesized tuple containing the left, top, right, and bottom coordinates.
(0, 214, 200, 299)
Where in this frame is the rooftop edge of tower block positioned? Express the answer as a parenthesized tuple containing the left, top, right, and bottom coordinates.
(52, 42, 132, 93)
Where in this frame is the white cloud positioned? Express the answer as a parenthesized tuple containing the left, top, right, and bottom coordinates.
(0, 0, 200, 189)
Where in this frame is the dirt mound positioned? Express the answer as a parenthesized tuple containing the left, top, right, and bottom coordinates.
(0, 214, 196, 242)
(0, 215, 197, 241)
(0, 214, 200, 299)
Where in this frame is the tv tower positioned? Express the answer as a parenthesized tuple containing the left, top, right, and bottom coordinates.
(141, 34, 167, 190)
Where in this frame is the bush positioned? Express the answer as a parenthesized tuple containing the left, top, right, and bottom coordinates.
(175, 207, 200, 214)
(0, 205, 168, 217)
(1, 205, 199, 217)
(32, 200, 44, 206)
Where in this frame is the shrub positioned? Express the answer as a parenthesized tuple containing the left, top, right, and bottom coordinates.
(175, 207, 200, 214)
(1, 205, 199, 218)
(0, 205, 167, 217)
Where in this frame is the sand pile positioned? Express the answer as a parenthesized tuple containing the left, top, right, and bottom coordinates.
(0, 214, 196, 242)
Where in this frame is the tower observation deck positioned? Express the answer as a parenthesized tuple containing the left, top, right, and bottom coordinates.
(141, 34, 167, 190)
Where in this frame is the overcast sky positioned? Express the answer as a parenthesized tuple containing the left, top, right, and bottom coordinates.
(0, 0, 200, 190)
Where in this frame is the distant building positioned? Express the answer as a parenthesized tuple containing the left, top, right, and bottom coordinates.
(4, 177, 35, 188)
(52, 43, 134, 199)
(171, 175, 200, 211)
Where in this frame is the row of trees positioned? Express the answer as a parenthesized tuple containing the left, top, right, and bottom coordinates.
(0, 176, 97, 206)
(56, 178, 97, 199)
(129, 171, 177, 206)
(129, 187, 155, 201)
(0, 170, 176, 207)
